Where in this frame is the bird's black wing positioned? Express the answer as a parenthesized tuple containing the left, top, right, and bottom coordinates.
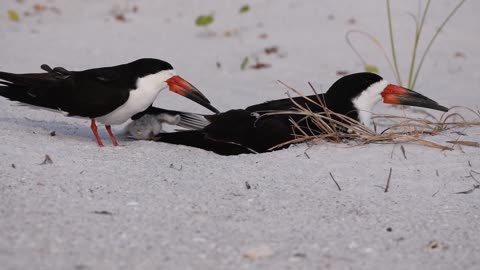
(0, 64, 135, 118)
(155, 130, 254, 156)
(245, 94, 327, 114)
(154, 109, 297, 155)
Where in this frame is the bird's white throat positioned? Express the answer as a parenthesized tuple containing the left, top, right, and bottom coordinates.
(351, 79, 388, 126)
(97, 69, 177, 125)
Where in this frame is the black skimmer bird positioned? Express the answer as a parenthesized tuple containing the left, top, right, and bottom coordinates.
(128, 72, 448, 155)
(0, 58, 219, 146)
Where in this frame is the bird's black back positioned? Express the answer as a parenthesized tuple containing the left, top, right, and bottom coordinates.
(0, 58, 173, 118)
(155, 72, 384, 155)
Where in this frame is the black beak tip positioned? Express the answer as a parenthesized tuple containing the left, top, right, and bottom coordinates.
(439, 105, 449, 112)
(206, 103, 220, 114)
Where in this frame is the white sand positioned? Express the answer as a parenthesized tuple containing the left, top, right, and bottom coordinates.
(1, 0, 479, 269)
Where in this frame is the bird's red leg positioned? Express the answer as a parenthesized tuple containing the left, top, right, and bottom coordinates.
(90, 119, 104, 147)
(105, 125, 119, 146)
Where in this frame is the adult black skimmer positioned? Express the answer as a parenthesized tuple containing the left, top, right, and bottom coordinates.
(0, 58, 219, 146)
(128, 72, 448, 155)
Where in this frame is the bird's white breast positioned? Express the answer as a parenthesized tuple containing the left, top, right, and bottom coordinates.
(351, 79, 388, 125)
(97, 69, 176, 125)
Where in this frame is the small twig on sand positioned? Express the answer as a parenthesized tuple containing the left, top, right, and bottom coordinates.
(39, 154, 53, 165)
(468, 171, 480, 184)
(329, 172, 341, 191)
(390, 145, 396, 159)
(384, 168, 393, 192)
(400, 145, 407, 159)
(91, 210, 113, 216)
(455, 185, 480, 195)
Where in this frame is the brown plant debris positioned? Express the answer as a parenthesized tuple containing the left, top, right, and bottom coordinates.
(250, 62, 271, 69)
(264, 46, 279, 55)
(268, 82, 480, 152)
(446, 140, 480, 148)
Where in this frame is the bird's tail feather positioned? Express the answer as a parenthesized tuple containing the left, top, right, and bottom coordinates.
(132, 106, 211, 130)
(176, 112, 211, 130)
(0, 71, 58, 106)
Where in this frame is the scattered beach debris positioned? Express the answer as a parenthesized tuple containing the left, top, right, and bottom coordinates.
(243, 244, 274, 260)
(365, 64, 379, 73)
(455, 184, 480, 195)
(258, 33, 268, 39)
(114, 14, 127, 22)
(426, 240, 447, 251)
(336, 70, 349, 76)
(329, 172, 341, 191)
(195, 15, 214, 27)
(240, 56, 249, 70)
(8, 10, 20, 22)
(384, 168, 393, 193)
(239, 5, 250, 14)
(250, 61, 271, 70)
(39, 154, 53, 165)
(111, 3, 138, 22)
(91, 210, 113, 216)
(264, 46, 279, 55)
(454, 51, 465, 58)
(292, 252, 307, 258)
(169, 163, 183, 171)
(400, 145, 407, 159)
(446, 140, 480, 148)
(33, 4, 47, 12)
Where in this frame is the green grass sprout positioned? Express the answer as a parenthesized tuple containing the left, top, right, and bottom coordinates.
(195, 15, 214, 27)
(347, 0, 467, 89)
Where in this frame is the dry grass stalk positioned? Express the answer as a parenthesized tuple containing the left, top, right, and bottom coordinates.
(267, 82, 480, 151)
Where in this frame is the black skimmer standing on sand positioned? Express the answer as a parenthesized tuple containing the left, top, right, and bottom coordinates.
(128, 72, 448, 155)
(0, 58, 219, 146)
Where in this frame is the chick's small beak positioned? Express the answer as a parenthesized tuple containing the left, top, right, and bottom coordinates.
(166, 75, 219, 113)
(381, 84, 449, 112)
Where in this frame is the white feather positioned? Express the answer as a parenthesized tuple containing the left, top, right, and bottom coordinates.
(351, 79, 388, 125)
(97, 69, 176, 125)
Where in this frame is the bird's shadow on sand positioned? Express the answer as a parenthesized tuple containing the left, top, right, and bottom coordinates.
(0, 117, 131, 143)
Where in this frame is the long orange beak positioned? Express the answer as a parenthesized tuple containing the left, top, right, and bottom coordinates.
(381, 84, 448, 112)
(166, 75, 219, 113)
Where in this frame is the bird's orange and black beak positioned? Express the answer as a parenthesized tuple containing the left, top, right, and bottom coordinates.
(381, 84, 448, 112)
(166, 75, 219, 113)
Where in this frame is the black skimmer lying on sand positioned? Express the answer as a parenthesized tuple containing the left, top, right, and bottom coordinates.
(0, 58, 219, 146)
(128, 72, 448, 155)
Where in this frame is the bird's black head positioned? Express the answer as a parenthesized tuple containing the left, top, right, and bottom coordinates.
(324, 73, 385, 123)
(127, 58, 174, 77)
(326, 72, 384, 102)
(325, 72, 448, 125)
(125, 58, 219, 114)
